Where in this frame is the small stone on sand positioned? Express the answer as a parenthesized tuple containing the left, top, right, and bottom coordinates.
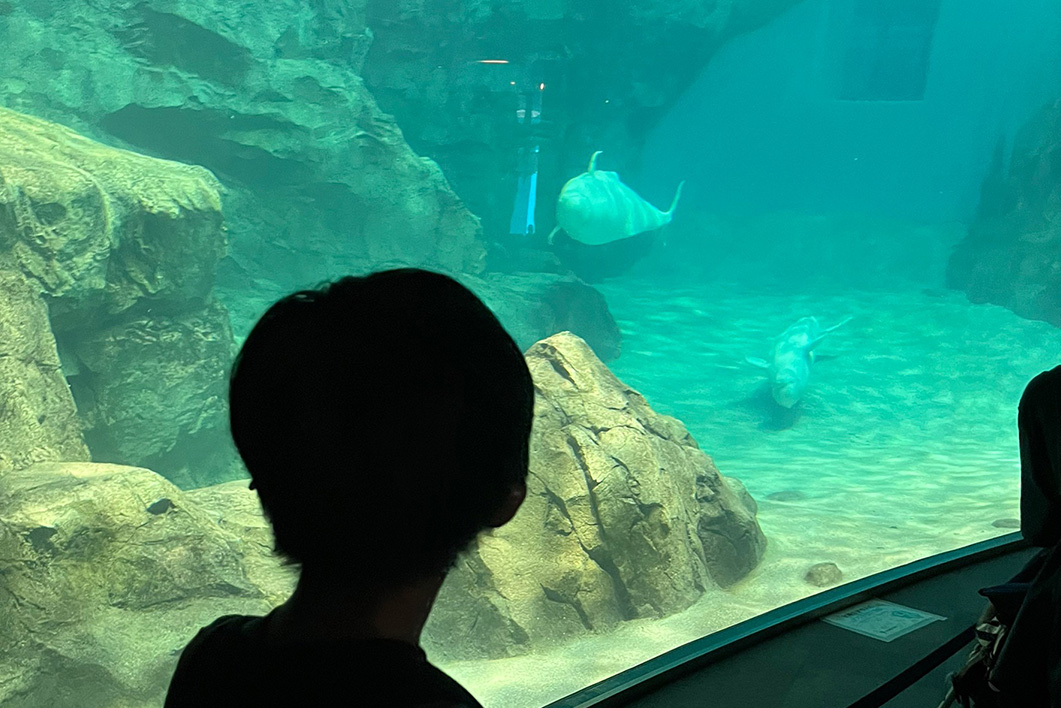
(804, 562, 843, 587)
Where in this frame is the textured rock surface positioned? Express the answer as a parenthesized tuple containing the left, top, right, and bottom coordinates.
(804, 562, 843, 588)
(0, 1, 802, 284)
(0, 0, 486, 284)
(0, 334, 765, 701)
(0, 106, 240, 487)
(463, 272, 622, 361)
(947, 99, 1061, 325)
(0, 270, 90, 475)
(66, 299, 239, 488)
(0, 105, 225, 329)
(185, 480, 299, 607)
(423, 332, 766, 661)
(362, 0, 804, 242)
(0, 462, 272, 708)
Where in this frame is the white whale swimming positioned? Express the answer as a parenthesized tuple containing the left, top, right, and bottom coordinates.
(548, 151, 684, 246)
(747, 316, 853, 408)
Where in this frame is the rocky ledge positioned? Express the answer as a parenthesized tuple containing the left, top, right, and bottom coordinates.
(0, 333, 763, 703)
(947, 99, 1061, 326)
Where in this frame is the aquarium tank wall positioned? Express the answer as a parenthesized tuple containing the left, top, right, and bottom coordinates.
(1, 0, 1060, 706)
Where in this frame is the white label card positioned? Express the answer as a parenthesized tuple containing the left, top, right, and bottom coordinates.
(822, 599, 947, 642)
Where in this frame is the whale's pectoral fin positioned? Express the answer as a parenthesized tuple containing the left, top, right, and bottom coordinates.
(547, 226, 560, 245)
(746, 357, 770, 369)
(808, 317, 853, 351)
(812, 353, 838, 364)
(822, 316, 854, 335)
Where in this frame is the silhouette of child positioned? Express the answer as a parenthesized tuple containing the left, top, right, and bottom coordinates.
(165, 269, 534, 708)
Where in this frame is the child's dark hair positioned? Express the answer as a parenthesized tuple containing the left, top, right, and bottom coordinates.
(229, 269, 535, 585)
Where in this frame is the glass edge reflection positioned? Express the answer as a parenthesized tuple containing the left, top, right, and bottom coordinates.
(545, 532, 1026, 708)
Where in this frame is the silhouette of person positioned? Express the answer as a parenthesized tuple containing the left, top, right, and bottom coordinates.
(165, 269, 534, 708)
(983, 366, 1061, 705)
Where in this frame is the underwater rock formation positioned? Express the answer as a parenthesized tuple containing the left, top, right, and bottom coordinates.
(0, 106, 239, 486)
(804, 562, 843, 588)
(184, 480, 299, 607)
(0, 335, 764, 701)
(0, 462, 275, 708)
(0, 1, 485, 283)
(0, 270, 90, 475)
(463, 272, 622, 361)
(947, 99, 1061, 325)
(423, 332, 766, 661)
(361, 0, 803, 241)
(67, 300, 238, 489)
(0, 106, 224, 328)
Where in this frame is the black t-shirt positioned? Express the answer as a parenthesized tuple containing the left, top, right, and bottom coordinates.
(165, 615, 483, 708)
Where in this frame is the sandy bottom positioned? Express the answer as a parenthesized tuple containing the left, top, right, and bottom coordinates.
(430, 281, 1061, 708)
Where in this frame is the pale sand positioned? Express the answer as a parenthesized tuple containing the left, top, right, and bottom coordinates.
(434, 282, 1061, 708)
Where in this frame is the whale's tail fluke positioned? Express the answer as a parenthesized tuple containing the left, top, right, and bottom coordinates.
(665, 181, 685, 219)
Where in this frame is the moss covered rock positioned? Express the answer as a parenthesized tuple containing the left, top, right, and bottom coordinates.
(423, 332, 766, 660)
(0, 106, 243, 486)
(0, 462, 271, 708)
(0, 1, 486, 284)
(66, 299, 238, 488)
(185, 480, 298, 607)
(0, 105, 225, 330)
(0, 269, 89, 476)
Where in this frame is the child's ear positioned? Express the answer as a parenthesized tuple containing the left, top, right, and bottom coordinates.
(487, 481, 527, 528)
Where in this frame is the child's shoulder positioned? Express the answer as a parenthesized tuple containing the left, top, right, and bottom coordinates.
(183, 614, 266, 654)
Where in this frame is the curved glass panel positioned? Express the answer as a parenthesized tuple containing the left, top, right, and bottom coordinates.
(1, 1, 1060, 707)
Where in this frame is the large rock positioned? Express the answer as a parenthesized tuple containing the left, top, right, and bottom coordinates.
(0, 106, 241, 487)
(423, 332, 765, 661)
(184, 480, 299, 607)
(0, 270, 90, 475)
(0, 0, 486, 285)
(463, 272, 622, 361)
(0, 105, 225, 330)
(0, 462, 275, 708)
(947, 99, 1061, 324)
(66, 299, 239, 488)
(0, 334, 765, 702)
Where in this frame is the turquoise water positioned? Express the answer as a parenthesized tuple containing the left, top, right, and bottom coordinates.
(216, 270, 1061, 708)
(5, 0, 1061, 706)
(432, 277, 1061, 708)
(599, 279, 1059, 509)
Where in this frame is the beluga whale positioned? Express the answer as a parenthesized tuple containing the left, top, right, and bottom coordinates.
(548, 150, 684, 246)
(746, 316, 853, 409)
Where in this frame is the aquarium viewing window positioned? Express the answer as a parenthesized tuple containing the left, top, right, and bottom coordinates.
(1, 0, 1061, 707)
(835, 0, 942, 101)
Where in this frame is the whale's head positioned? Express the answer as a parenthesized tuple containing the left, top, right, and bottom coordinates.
(556, 189, 592, 233)
(770, 356, 808, 409)
(771, 377, 803, 409)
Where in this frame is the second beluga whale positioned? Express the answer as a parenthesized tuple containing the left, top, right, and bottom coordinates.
(548, 150, 684, 246)
(747, 316, 853, 409)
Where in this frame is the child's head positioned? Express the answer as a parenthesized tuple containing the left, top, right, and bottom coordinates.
(229, 269, 534, 586)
